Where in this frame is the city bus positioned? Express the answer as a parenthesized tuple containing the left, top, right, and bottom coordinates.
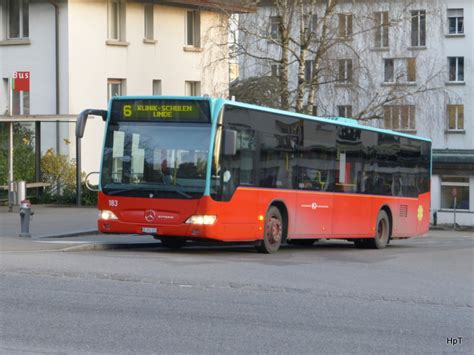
(76, 96, 431, 253)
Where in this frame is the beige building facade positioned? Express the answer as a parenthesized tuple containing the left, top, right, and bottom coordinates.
(1, 0, 237, 177)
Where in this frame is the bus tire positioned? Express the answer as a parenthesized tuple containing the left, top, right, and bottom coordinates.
(367, 210, 390, 249)
(256, 206, 283, 254)
(159, 237, 186, 249)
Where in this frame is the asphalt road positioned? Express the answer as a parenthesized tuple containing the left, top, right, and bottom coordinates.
(1, 231, 472, 354)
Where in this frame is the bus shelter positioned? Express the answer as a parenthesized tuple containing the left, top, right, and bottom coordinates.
(0, 114, 77, 209)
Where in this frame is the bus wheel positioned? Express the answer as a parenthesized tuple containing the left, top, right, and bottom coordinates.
(288, 239, 318, 246)
(256, 206, 283, 254)
(159, 237, 186, 249)
(368, 210, 390, 249)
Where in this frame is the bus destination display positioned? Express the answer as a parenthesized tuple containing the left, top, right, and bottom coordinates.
(111, 99, 210, 122)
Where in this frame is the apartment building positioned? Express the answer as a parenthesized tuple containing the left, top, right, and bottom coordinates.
(0, 0, 246, 177)
(238, 0, 473, 225)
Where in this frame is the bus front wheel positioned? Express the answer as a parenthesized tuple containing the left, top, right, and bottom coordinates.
(368, 210, 390, 249)
(256, 206, 283, 254)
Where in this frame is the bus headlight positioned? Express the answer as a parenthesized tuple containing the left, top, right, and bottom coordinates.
(185, 215, 217, 225)
(99, 210, 118, 220)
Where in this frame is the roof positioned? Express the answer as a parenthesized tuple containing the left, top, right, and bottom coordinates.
(220, 98, 432, 143)
(0, 114, 77, 122)
(432, 150, 474, 164)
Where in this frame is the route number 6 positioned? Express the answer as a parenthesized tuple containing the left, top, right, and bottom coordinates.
(123, 105, 132, 117)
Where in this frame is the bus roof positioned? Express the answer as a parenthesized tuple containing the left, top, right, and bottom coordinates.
(219, 99, 431, 143)
(108, 96, 431, 143)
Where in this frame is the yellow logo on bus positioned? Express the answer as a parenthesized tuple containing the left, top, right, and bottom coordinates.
(417, 205, 424, 222)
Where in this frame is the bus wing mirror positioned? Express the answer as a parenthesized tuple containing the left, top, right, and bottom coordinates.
(76, 109, 108, 138)
(224, 129, 237, 155)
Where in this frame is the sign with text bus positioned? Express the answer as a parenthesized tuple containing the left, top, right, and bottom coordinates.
(13, 71, 30, 91)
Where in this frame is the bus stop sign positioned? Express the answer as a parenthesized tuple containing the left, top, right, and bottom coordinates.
(13, 71, 30, 91)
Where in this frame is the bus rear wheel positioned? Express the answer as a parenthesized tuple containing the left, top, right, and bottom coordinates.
(158, 237, 186, 249)
(367, 210, 390, 249)
(256, 206, 283, 254)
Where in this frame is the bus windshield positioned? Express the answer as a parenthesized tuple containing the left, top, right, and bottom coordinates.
(101, 99, 211, 199)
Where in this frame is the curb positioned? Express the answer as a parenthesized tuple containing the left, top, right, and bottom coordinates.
(429, 226, 474, 232)
(61, 242, 161, 252)
(34, 229, 99, 239)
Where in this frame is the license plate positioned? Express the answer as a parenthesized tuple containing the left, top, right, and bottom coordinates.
(142, 227, 157, 234)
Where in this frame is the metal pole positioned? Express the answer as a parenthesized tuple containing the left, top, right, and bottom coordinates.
(8, 78, 14, 212)
(35, 121, 41, 194)
(76, 135, 81, 207)
(453, 196, 457, 230)
(8, 123, 13, 183)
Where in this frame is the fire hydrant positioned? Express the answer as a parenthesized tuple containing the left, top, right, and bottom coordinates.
(19, 199, 34, 238)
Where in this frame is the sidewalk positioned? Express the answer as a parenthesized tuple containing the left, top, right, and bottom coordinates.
(0, 205, 160, 252)
(0, 205, 97, 252)
(0, 205, 98, 238)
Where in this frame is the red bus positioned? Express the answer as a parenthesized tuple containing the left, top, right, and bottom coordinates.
(77, 96, 431, 253)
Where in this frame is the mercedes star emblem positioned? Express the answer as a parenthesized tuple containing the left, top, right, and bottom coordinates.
(144, 210, 156, 223)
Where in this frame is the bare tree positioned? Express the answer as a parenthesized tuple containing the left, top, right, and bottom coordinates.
(227, 0, 447, 126)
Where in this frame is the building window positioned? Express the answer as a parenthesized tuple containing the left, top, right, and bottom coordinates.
(448, 57, 464, 82)
(270, 16, 281, 40)
(12, 90, 30, 115)
(384, 105, 416, 130)
(448, 9, 464, 35)
(3, 78, 30, 115)
(108, 79, 125, 101)
(337, 105, 352, 118)
(374, 11, 389, 48)
(271, 64, 280, 77)
(108, 0, 126, 41)
(410, 10, 426, 47)
(310, 14, 318, 33)
(185, 81, 201, 96)
(186, 10, 200, 47)
(152, 80, 162, 95)
(338, 14, 353, 38)
(384, 58, 416, 83)
(303, 14, 317, 34)
(1, 79, 8, 114)
(441, 177, 469, 210)
(447, 104, 464, 131)
(384, 59, 394, 82)
(406, 58, 416, 82)
(5, 0, 29, 39)
(144, 4, 154, 40)
(304, 60, 314, 81)
(338, 59, 352, 83)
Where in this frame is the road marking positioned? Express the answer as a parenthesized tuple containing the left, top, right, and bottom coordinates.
(36, 240, 91, 244)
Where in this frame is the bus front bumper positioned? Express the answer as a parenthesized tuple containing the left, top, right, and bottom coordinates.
(97, 219, 258, 242)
